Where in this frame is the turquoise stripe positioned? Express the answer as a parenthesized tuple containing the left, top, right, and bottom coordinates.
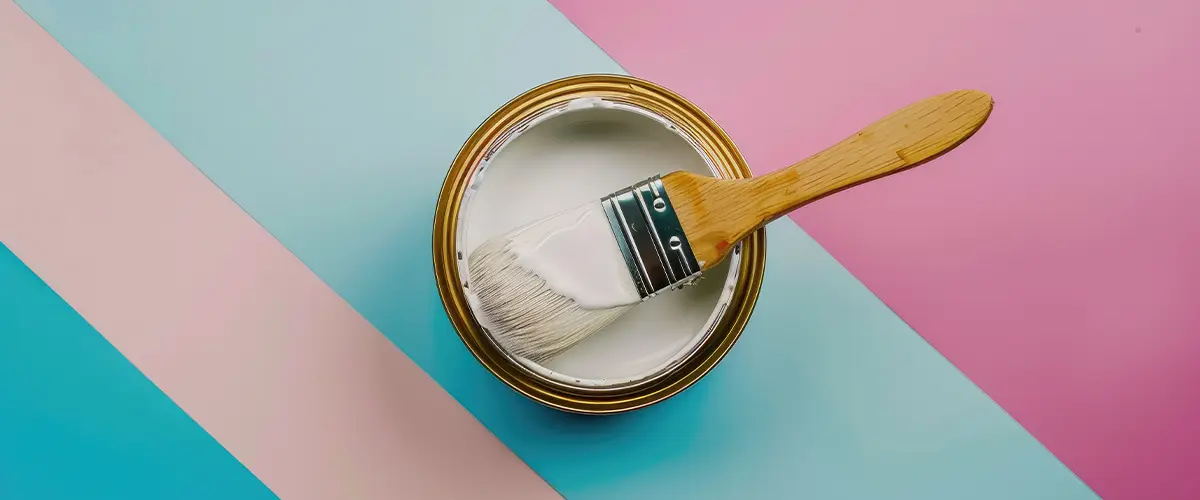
(0, 244, 277, 500)
(13, 1, 1097, 498)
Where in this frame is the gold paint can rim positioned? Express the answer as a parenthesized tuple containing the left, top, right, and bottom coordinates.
(432, 74, 766, 414)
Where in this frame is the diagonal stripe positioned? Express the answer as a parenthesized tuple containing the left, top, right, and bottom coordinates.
(8, 0, 1098, 498)
(547, 1, 1200, 498)
(0, 243, 276, 500)
(0, 3, 558, 499)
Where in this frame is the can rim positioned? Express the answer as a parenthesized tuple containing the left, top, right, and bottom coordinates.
(432, 74, 766, 414)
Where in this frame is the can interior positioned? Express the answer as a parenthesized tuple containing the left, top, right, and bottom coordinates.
(456, 98, 741, 389)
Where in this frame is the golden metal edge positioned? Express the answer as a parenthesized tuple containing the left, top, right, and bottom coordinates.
(432, 74, 766, 415)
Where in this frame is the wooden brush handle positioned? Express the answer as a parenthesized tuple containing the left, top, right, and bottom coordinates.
(664, 89, 994, 269)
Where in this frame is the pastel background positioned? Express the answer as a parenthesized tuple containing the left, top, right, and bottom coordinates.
(0, 0, 1193, 499)
(0, 3, 553, 497)
(0, 243, 275, 499)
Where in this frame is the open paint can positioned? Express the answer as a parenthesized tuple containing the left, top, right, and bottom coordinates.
(433, 74, 765, 414)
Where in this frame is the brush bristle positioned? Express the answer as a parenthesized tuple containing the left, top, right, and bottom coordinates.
(468, 234, 633, 363)
(466, 201, 642, 363)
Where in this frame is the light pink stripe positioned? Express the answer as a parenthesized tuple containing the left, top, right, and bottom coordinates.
(0, 4, 558, 499)
(549, 0, 1200, 498)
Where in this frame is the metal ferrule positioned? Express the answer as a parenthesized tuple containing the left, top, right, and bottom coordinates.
(601, 175, 702, 299)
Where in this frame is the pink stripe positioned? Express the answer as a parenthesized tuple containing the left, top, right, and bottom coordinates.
(549, 0, 1200, 498)
(0, 3, 557, 499)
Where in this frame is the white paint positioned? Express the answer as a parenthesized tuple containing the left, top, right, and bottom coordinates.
(565, 96, 612, 111)
(504, 201, 640, 310)
(456, 99, 743, 388)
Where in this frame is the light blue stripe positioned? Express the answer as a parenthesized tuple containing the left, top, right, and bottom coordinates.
(0, 244, 277, 500)
(13, 1, 1097, 498)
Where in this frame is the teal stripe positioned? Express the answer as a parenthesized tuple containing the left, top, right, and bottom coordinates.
(0, 244, 276, 499)
(12, 1, 1097, 498)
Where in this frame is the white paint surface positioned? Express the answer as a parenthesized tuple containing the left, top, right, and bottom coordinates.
(457, 99, 740, 386)
(504, 201, 640, 310)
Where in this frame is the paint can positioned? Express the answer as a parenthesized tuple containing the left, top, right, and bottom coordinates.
(433, 74, 765, 414)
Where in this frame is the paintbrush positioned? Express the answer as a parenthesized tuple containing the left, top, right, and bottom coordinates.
(467, 90, 993, 363)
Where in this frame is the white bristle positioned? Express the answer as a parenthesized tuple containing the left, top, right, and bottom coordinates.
(467, 202, 641, 363)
